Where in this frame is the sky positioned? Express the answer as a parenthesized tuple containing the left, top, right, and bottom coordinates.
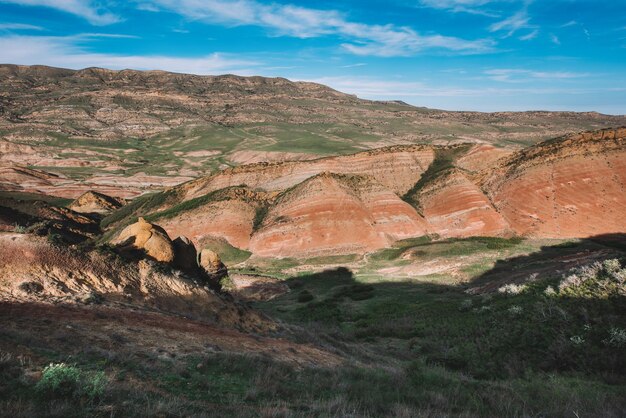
(0, 0, 625, 114)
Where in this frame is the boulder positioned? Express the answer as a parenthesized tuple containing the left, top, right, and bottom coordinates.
(199, 248, 228, 280)
(172, 236, 199, 274)
(69, 191, 124, 214)
(112, 217, 175, 262)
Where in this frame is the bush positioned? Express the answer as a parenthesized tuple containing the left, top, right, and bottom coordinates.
(604, 328, 626, 348)
(498, 283, 526, 295)
(36, 363, 107, 401)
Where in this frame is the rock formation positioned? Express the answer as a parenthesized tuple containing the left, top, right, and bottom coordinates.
(112, 217, 175, 262)
(199, 249, 228, 281)
(69, 191, 125, 214)
(103, 127, 626, 258)
(182, 145, 436, 201)
(172, 236, 199, 275)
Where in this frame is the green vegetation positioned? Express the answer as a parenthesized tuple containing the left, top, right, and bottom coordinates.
(251, 204, 269, 232)
(258, 256, 626, 380)
(0, 191, 72, 207)
(36, 363, 107, 401)
(1, 239, 625, 416)
(100, 189, 177, 229)
(199, 236, 252, 265)
(402, 144, 473, 210)
(369, 235, 524, 265)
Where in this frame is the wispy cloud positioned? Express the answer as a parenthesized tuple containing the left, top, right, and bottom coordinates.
(489, 9, 534, 37)
(0, 34, 259, 74)
(144, 0, 495, 56)
(418, 0, 501, 17)
(304, 75, 614, 101)
(484, 68, 587, 82)
(0, 22, 44, 31)
(550, 33, 561, 45)
(0, 0, 120, 25)
(518, 29, 538, 41)
(341, 63, 366, 68)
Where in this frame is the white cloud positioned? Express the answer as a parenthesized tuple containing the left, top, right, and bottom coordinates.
(0, 22, 44, 30)
(144, 0, 495, 56)
(489, 10, 533, 36)
(0, 0, 120, 25)
(518, 29, 538, 41)
(0, 34, 259, 74)
(418, 0, 501, 16)
(303, 75, 612, 101)
(484, 69, 587, 82)
(550, 33, 561, 45)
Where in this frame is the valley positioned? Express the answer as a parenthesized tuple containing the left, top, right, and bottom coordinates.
(0, 66, 625, 417)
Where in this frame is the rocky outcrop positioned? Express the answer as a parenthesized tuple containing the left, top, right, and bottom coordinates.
(478, 128, 626, 238)
(249, 173, 429, 258)
(0, 233, 272, 332)
(112, 217, 175, 262)
(199, 248, 228, 280)
(111, 217, 229, 288)
(69, 191, 125, 214)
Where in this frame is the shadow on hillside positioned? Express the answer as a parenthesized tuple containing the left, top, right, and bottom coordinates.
(467, 233, 626, 293)
(258, 235, 626, 380)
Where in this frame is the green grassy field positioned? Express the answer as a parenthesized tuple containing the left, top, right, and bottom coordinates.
(2, 238, 624, 417)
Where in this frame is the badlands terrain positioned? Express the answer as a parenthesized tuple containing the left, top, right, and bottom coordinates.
(0, 65, 625, 417)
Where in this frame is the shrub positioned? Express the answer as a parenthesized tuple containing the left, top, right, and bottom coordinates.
(569, 335, 585, 345)
(458, 299, 473, 312)
(543, 286, 557, 296)
(557, 258, 626, 296)
(603, 259, 621, 273)
(604, 328, 626, 348)
(36, 363, 107, 401)
(497, 283, 526, 295)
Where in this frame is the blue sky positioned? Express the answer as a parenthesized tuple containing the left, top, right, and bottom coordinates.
(0, 0, 624, 113)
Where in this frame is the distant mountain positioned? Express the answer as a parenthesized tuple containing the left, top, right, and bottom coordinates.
(1, 64, 625, 198)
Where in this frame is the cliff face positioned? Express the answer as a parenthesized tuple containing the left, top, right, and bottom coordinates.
(248, 173, 429, 258)
(479, 128, 626, 238)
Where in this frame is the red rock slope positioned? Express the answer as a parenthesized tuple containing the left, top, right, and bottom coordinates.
(182, 145, 435, 201)
(417, 169, 511, 238)
(478, 127, 626, 238)
(248, 173, 429, 257)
